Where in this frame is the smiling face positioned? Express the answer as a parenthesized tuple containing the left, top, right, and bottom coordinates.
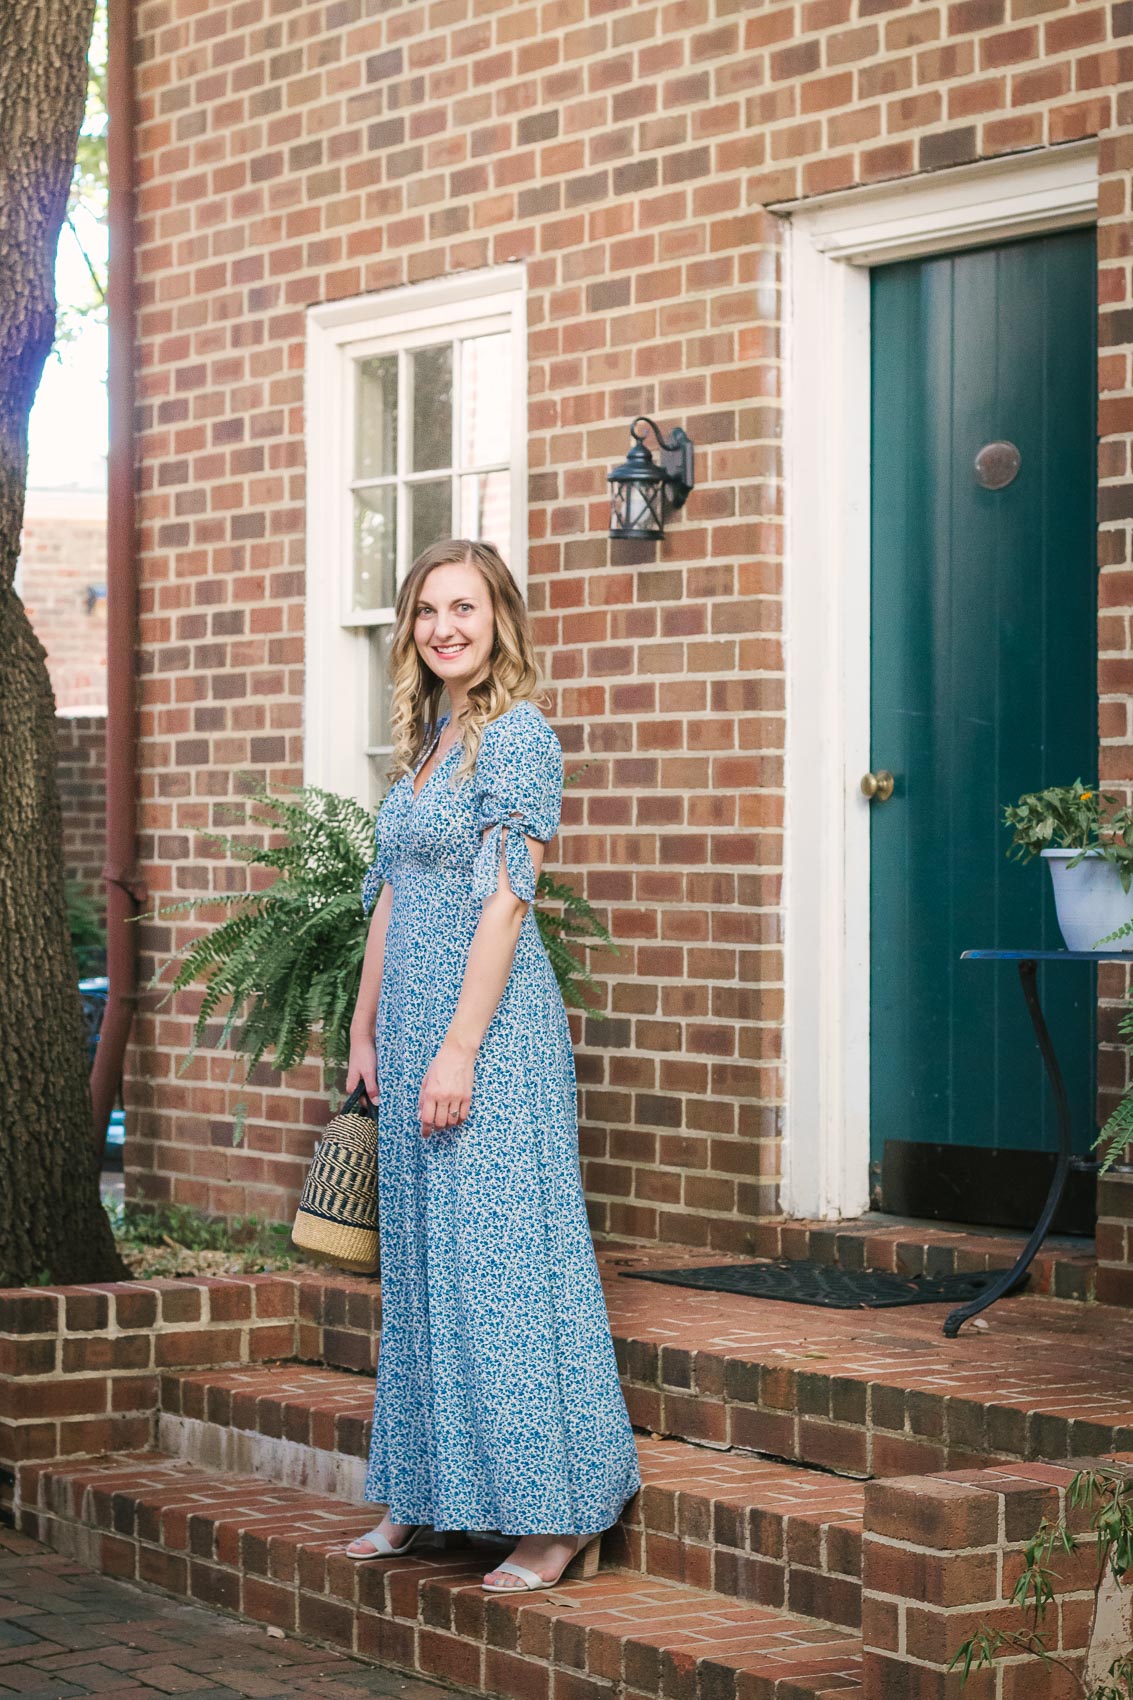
(413, 558, 495, 695)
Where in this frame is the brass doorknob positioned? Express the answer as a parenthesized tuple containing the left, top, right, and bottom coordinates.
(861, 770, 895, 802)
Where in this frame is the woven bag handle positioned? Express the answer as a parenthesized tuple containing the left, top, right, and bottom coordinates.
(340, 1082, 376, 1120)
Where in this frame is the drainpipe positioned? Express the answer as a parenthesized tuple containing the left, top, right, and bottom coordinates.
(91, 0, 144, 1157)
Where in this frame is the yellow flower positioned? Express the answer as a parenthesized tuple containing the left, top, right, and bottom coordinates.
(1081, 791, 1094, 801)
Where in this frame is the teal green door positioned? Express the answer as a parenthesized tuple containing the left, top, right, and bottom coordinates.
(869, 228, 1098, 1230)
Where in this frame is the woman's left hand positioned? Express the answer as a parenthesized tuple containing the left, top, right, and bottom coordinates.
(419, 1039, 475, 1136)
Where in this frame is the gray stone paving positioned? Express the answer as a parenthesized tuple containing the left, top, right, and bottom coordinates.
(0, 1529, 463, 1700)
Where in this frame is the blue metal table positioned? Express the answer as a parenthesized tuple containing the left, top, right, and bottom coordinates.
(948, 950, 1128, 1337)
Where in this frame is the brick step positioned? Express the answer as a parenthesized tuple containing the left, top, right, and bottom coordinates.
(159, 1364, 866, 1628)
(291, 1254, 1133, 1478)
(744, 1216, 1096, 1304)
(595, 1249, 1133, 1477)
(17, 1453, 864, 1700)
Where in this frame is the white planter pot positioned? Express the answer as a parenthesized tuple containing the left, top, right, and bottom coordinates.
(1041, 848, 1133, 952)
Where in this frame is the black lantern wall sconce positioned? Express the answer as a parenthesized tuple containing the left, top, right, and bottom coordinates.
(607, 416, 695, 541)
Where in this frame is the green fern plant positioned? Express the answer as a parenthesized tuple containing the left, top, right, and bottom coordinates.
(150, 774, 618, 1101)
(530, 867, 618, 1010)
(1096, 1063, 1133, 1174)
(1091, 907, 1133, 1172)
(952, 1467, 1133, 1699)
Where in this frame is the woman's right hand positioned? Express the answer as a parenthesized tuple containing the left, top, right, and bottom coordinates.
(346, 1033, 379, 1103)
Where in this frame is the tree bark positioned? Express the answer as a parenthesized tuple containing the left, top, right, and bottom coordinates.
(0, 0, 126, 1283)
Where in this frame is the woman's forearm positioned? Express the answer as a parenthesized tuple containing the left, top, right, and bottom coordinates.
(445, 895, 525, 1055)
(418, 828, 546, 1133)
(350, 882, 394, 1038)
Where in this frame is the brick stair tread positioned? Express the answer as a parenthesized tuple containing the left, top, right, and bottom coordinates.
(21, 1453, 863, 1700)
(282, 1252, 1133, 1475)
(737, 1217, 1095, 1302)
(593, 1249, 1133, 1473)
(161, 1363, 862, 1511)
(161, 1364, 866, 1627)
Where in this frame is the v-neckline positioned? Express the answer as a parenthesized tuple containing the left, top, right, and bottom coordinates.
(410, 713, 456, 804)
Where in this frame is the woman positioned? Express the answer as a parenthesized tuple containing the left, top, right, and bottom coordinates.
(343, 538, 641, 1593)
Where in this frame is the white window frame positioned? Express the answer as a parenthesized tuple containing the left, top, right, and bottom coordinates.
(304, 264, 528, 803)
(778, 143, 1098, 1220)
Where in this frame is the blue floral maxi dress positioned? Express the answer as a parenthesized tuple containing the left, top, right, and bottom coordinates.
(359, 700, 642, 1536)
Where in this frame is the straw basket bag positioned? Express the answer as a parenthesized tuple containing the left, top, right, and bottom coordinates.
(291, 1083, 379, 1273)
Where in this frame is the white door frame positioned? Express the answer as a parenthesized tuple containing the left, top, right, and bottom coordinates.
(779, 142, 1099, 1220)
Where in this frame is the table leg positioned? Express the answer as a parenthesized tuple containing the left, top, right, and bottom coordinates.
(943, 958, 1074, 1339)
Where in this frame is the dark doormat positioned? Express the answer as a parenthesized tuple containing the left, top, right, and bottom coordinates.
(619, 1259, 1028, 1310)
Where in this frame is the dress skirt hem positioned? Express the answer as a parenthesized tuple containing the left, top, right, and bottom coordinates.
(364, 1472, 642, 1539)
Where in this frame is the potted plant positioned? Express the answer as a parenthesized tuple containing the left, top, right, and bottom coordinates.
(1003, 780, 1133, 952)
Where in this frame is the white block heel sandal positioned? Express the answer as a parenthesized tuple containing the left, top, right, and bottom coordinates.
(346, 1523, 426, 1561)
(482, 1530, 602, 1592)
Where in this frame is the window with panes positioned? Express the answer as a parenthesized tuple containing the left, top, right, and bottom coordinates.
(346, 330, 514, 800)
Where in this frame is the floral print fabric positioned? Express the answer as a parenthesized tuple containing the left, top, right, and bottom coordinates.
(360, 701, 641, 1535)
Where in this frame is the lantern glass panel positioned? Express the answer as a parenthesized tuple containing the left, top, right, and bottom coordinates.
(611, 476, 664, 538)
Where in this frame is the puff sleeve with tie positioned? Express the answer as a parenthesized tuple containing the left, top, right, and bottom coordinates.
(470, 704, 563, 903)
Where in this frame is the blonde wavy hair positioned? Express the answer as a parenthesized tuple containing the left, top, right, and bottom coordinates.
(385, 539, 549, 789)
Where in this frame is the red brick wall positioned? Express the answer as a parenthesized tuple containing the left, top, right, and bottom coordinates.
(127, 0, 1132, 1245)
(1095, 118, 1133, 1295)
(861, 1465, 1105, 1700)
(56, 714, 108, 921)
(19, 496, 108, 714)
(0, 1273, 314, 1513)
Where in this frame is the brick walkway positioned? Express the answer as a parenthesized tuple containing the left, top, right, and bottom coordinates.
(0, 1528, 466, 1700)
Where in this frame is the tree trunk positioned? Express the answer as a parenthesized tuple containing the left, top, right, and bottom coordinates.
(0, 0, 126, 1284)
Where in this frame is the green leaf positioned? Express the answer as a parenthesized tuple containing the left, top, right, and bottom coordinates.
(949, 1627, 1002, 1681)
(954, 1466, 1133, 1696)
